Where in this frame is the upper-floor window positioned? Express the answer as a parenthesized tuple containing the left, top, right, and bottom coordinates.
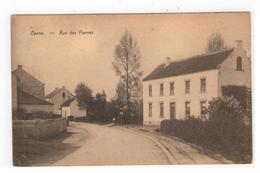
(185, 101, 191, 117)
(236, 56, 243, 71)
(185, 80, 190, 94)
(160, 102, 164, 117)
(148, 85, 152, 97)
(148, 103, 152, 117)
(169, 82, 174, 95)
(160, 83, 164, 96)
(148, 85, 153, 97)
(62, 92, 66, 98)
(200, 78, 206, 92)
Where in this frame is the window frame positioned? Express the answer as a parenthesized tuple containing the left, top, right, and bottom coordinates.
(185, 80, 190, 94)
(159, 102, 164, 118)
(169, 82, 175, 95)
(185, 101, 191, 117)
(148, 102, 152, 117)
(148, 85, 152, 97)
(200, 101, 207, 118)
(236, 56, 243, 71)
(200, 77, 206, 92)
(160, 83, 164, 96)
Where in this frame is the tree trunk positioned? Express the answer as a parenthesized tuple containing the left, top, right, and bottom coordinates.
(126, 50, 130, 116)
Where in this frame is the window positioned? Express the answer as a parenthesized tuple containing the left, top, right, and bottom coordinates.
(170, 82, 174, 95)
(62, 92, 66, 98)
(160, 83, 164, 96)
(200, 78, 206, 92)
(148, 85, 152, 97)
(236, 56, 242, 71)
(200, 101, 207, 118)
(148, 103, 152, 117)
(185, 101, 190, 117)
(169, 102, 176, 120)
(185, 80, 190, 93)
(160, 102, 164, 117)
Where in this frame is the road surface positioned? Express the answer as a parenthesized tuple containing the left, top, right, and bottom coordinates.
(51, 122, 231, 166)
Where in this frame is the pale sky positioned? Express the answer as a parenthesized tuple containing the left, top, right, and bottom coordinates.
(11, 13, 250, 99)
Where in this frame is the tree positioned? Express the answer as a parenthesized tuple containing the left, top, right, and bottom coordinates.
(92, 90, 107, 118)
(74, 83, 93, 116)
(112, 30, 143, 117)
(206, 32, 226, 53)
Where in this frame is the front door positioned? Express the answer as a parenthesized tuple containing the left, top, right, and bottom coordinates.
(170, 102, 176, 120)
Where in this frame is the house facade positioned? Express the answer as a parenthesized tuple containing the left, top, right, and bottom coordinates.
(61, 98, 86, 118)
(12, 65, 53, 116)
(12, 65, 45, 98)
(143, 40, 251, 126)
(45, 87, 74, 114)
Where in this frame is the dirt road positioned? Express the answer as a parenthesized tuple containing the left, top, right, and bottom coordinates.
(51, 122, 231, 166)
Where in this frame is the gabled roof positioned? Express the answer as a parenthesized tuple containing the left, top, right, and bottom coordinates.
(143, 49, 234, 81)
(45, 88, 63, 98)
(45, 87, 74, 99)
(12, 67, 44, 86)
(61, 98, 75, 107)
(18, 89, 53, 105)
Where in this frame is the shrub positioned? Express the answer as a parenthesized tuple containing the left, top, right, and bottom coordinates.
(160, 96, 252, 163)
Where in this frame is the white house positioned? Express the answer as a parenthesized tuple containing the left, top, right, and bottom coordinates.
(45, 86, 74, 114)
(142, 40, 251, 126)
(61, 98, 86, 118)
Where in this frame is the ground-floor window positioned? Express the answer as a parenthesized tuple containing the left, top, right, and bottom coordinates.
(185, 101, 190, 117)
(148, 103, 152, 117)
(200, 101, 207, 118)
(160, 102, 164, 117)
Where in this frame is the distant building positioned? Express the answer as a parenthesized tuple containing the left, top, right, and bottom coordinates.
(12, 65, 53, 117)
(142, 40, 251, 125)
(61, 98, 86, 118)
(45, 87, 74, 114)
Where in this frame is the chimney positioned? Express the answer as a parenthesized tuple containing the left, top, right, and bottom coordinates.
(18, 65, 23, 70)
(235, 40, 243, 49)
(165, 57, 171, 66)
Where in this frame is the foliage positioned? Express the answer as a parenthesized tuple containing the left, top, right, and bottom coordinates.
(90, 91, 107, 118)
(206, 32, 226, 53)
(221, 85, 248, 110)
(161, 97, 252, 163)
(112, 30, 143, 116)
(207, 96, 244, 122)
(74, 83, 94, 115)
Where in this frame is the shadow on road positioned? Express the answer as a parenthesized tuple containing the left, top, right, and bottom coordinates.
(13, 130, 80, 166)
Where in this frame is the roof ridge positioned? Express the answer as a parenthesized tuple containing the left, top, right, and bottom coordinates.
(12, 68, 44, 85)
(167, 48, 233, 66)
(143, 48, 234, 81)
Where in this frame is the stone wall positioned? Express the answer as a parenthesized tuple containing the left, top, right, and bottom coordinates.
(13, 118, 67, 140)
(19, 104, 53, 113)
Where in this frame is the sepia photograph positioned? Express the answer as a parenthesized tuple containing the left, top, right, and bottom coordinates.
(11, 12, 252, 166)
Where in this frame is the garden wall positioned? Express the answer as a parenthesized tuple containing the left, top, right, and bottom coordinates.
(13, 118, 67, 140)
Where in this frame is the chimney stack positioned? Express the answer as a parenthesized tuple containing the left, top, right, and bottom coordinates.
(18, 65, 23, 70)
(235, 40, 243, 49)
(165, 57, 171, 66)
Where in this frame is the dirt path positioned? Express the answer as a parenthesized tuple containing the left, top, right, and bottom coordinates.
(53, 122, 169, 166)
(51, 122, 231, 166)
